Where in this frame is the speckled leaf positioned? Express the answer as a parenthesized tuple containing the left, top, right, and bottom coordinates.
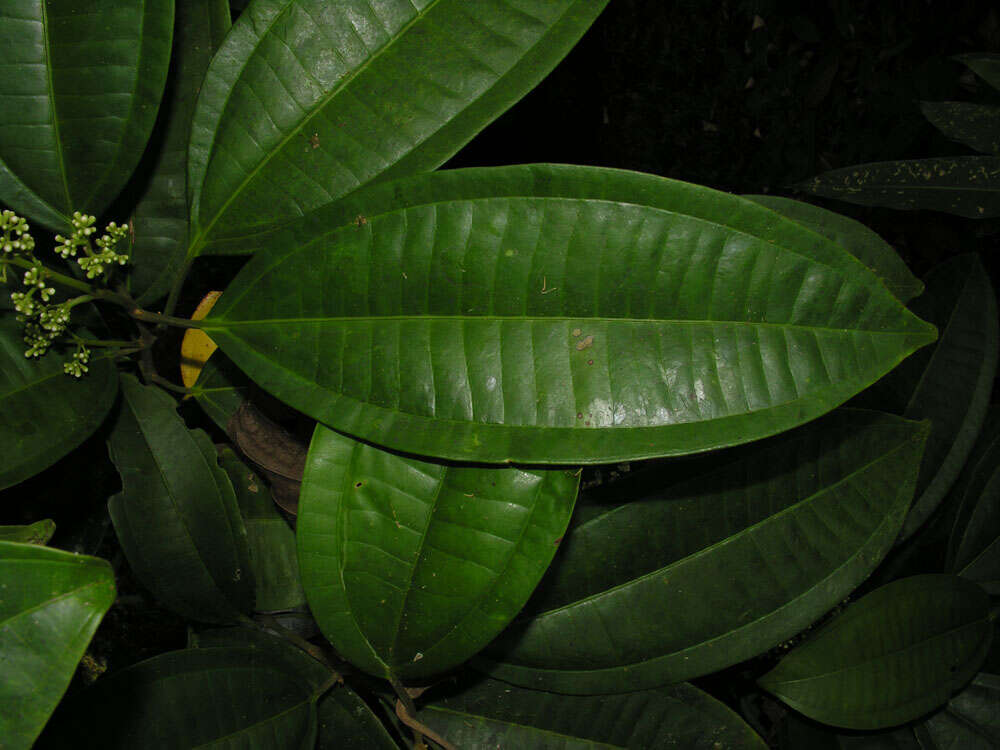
(186, 0, 609, 256)
(220, 447, 306, 611)
(759, 575, 994, 730)
(0, 541, 115, 750)
(203, 165, 936, 465)
(920, 101, 1000, 155)
(37, 646, 319, 749)
(798, 156, 1000, 218)
(297, 423, 579, 681)
(415, 674, 768, 749)
(0, 309, 118, 491)
(107, 373, 254, 623)
(476, 410, 928, 694)
(0, 0, 174, 230)
(128, 0, 231, 304)
(957, 53, 1000, 93)
(0, 519, 55, 545)
(743, 195, 922, 302)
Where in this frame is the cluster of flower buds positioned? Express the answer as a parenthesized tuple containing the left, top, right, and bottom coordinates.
(63, 345, 91, 378)
(55, 213, 130, 279)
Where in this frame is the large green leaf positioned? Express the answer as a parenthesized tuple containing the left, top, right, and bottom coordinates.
(0, 311, 118, 491)
(957, 53, 1000, 93)
(186, 0, 609, 256)
(919, 101, 1000, 156)
(836, 672, 1000, 749)
(797, 156, 1000, 218)
(203, 165, 936, 464)
(476, 409, 928, 694)
(759, 574, 994, 730)
(128, 0, 231, 304)
(868, 254, 997, 542)
(0, 540, 115, 750)
(37, 646, 320, 749)
(415, 673, 768, 749)
(743, 195, 923, 303)
(297, 423, 579, 681)
(949, 437, 1000, 594)
(0, 518, 55, 544)
(107, 373, 254, 623)
(220, 446, 306, 611)
(0, 0, 174, 230)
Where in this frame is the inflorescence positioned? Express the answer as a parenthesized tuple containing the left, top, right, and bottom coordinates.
(1, 209, 130, 376)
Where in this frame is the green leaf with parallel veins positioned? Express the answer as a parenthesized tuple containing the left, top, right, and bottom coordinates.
(203, 165, 936, 465)
(415, 673, 768, 749)
(759, 575, 994, 730)
(0, 0, 174, 230)
(797, 156, 1000, 218)
(37, 646, 319, 749)
(0, 519, 55, 545)
(107, 374, 254, 623)
(0, 541, 115, 750)
(297, 424, 579, 681)
(128, 0, 231, 304)
(476, 409, 928, 694)
(956, 53, 1000, 93)
(743, 195, 923, 303)
(0, 311, 118, 491)
(877, 255, 997, 542)
(186, 0, 609, 256)
(219, 447, 306, 611)
(920, 102, 1000, 156)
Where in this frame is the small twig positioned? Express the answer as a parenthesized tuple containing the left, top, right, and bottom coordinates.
(129, 308, 205, 329)
(394, 696, 457, 750)
(150, 373, 195, 395)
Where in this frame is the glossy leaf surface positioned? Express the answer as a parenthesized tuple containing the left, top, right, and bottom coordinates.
(107, 374, 254, 623)
(743, 194, 922, 302)
(798, 156, 1000, 218)
(0, 519, 55, 544)
(204, 165, 936, 464)
(920, 101, 1000, 155)
(759, 575, 994, 730)
(186, 0, 609, 255)
(220, 447, 306, 611)
(0, 541, 115, 750)
(0, 310, 118, 491)
(298, 424, 579, 680)
(477, 410, 928, 694)
(416, 674, 768, 749)
(38, 646, 319, 749)
(869, 254, 997, 542)
(0, 0, 173, 229)
(129, 0, 231, 303)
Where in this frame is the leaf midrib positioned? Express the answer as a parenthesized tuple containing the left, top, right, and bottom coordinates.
(188, 0, 445, 256)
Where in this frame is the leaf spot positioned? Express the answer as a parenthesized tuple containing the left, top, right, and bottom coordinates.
(571, 328, 582, 337)
(576, 335, 594, 351)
